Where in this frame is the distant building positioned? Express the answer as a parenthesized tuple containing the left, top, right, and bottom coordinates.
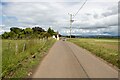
(56, 31, 59, 40)
(52, 35, 56, 39)
(57, 34, 59, 40)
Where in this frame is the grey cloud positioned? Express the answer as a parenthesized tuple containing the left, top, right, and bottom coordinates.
(93, 14, 99, 19)
(78, 26, 108, 30)
(102, 5, 118, 17)
(85, 13, 91, 16)
(3, 2, 63, 26)
(2, 0, 85, 2)
(58, 2, 81, 6)
(1, 1, 118, 36)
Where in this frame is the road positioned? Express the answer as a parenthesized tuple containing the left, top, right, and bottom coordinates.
(32, 40, 118, 78)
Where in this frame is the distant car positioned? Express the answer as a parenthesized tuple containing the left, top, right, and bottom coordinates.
(62, 38, 66, 41)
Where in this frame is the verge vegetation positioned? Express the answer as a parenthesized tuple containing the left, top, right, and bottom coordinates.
(68, 38, 119, 68)
(2, 38, 56, 78)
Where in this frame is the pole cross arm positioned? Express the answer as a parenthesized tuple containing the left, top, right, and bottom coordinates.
(70, 20, 74, 23)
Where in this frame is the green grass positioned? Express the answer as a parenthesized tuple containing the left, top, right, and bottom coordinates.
(68, 38, 119, 68)
(2, 38, 56, 78)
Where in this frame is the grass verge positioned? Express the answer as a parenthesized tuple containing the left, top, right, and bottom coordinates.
(2, 38, 56, 79)
(68, 38, 119, 68)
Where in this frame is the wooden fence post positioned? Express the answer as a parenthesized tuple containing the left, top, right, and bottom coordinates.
(23, 43, 26, 52)
(8, 42, 11, 49)
(15, 43, 18, 55)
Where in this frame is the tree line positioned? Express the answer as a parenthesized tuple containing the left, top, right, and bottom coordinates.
(1, 27, 57, 39)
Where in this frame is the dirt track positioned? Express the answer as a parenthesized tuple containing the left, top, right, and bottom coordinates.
(32, 40, 118, 78)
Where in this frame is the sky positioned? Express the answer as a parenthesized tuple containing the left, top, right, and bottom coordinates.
(0, 0, 119, 36)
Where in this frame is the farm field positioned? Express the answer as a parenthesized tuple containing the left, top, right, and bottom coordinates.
(68, 38, 119, 68)
(2, 39, 56, 78)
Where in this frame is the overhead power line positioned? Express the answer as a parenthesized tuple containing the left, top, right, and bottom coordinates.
(67, 0, 87, 38)
(73, 0, 87, 18)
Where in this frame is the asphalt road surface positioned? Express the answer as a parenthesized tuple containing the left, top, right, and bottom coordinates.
(32, 40, 118, 78)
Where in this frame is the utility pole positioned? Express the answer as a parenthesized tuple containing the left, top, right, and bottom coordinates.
(69, 13, 74, 38)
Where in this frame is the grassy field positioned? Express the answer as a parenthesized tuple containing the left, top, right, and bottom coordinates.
(68, 38, 119, 68)
(2, 38, 56, 78)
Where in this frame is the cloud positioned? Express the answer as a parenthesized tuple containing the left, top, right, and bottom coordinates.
(2, 0, 119, 2)
(62, 12, 118, 35)
(0, 0, 119, 36)
(102, 4, 118, 17)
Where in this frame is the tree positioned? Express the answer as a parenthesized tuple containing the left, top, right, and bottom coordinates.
(2, 27, 57, 39)
(47, 27, 55, 36)
(32, 27, 45, 34)
(24, 28, 33, 39)
(10, 27, 22, 34)
(43, 32, 51, 39)
(2, 32, 10, 39)
(9, 31, 17, 39)
(24, 28, 33, 34)
(40, 32, 45, 39)
(18, 31, 25, 39)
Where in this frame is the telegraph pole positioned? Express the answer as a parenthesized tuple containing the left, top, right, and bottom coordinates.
(69, 13, 74, 38)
